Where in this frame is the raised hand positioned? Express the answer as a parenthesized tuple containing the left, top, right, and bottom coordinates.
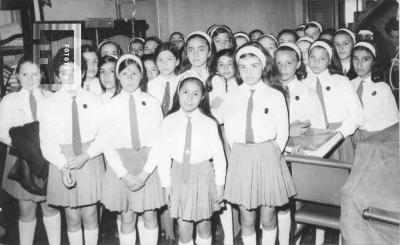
(61, 166, 76, 188)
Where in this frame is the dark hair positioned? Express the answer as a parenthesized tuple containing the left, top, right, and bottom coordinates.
(98, 55, 118, 94)
(114, 57, 147, 95)
(249, 29, 264, 39)
(206, 24, 219, 36)
(145, 36, 162, 46)
(236, 42, 287, 97)
(80, 56, 87, 88)
(153, 42, 181, 73)
(296, 24, 306, 31)
(167, 76, 213, 119)
(169, 32, 186, 52)
(81, 44, 98, 55)
(16, 56, 35, 74)
(206, 48, 237, 92)
(278, 29, 299, 43)
(181, 34, 213, 73)
(81, 44, 99, 88)
(275, 46, 307, 81)
(309, 39, 343, 75)
(52, 47, 74, 77)
(385, 17, 399, 35)
(352, 41, 385, 83)
(320, 28, 336, 40)
(98, 40, 123, 57)
(210, 25, 237, 51)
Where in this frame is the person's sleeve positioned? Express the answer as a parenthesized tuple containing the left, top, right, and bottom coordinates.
(86, 103, 112, 158)
(103, 147, 127, 178)
(0, 96, 14, 146)
(274, 93, 289, 152)
(380, 83, 399, 125)
(154, 120, 173, 188)
(209, 122, 227, 186)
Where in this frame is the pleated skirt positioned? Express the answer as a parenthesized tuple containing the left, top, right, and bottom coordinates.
(2, 147, 46, 202)
(47, 143, 104, 207)
(224, 141, 296, 210)
(170, 160, 222, 222)
(102, 148, 164, 212)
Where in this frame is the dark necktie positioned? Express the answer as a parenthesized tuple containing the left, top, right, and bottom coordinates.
(72, 96, 82, 155)
(245, 89, 255, 143)
(129, 95, 141, 150)
(357, 80, 364, 107)
(316, 78, 328, 129)
(181, 116, 191, 183)
(29, 91, 37, 121)
(161, 81, 170, 116)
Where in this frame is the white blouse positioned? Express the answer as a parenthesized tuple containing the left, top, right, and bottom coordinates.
(209, 75, 239, 123)
(147, 74, 180, 111)
(303, 70, 364, 137)
(83, 77, 103, 96)
(146, 108, 226, 188)
(222, 81, 289, 152)
(351, 76, 399, 132)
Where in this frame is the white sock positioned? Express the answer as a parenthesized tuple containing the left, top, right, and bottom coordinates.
(140, 226, 159, 245)
(119, 231, 137, 245)
(137, 217, 145, 244)
(262, 228, 277, 245)
(220, 204, 233, 245)
(196, 235, 212, 245)
(67, 229, 83, 245)
(43, 213, 61, 245)
(84, 228, 98, 245)
(178, 239, 194, 245)
(278, 211, 291, 245)
(117, 219, 121, 233)
(19, 219, 37, 245)
(315, 228, 325, 245)
(242, 233, 256, 245)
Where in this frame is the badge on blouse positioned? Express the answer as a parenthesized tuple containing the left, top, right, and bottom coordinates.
(326, 86, 331, 91)
(264, 108, 269, 114)
(142, 101, 146, 106)
(295, 95, 300, 100)
(83, 104, 87, 109)
(372, 91, 377, 96)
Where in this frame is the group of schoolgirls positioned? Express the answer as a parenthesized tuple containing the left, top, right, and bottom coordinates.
(1, 19, 398, 245)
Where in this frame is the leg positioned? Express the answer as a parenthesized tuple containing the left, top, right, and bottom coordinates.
(41, 202, 61, 245)
(119, 211, 137, 245)
(238, 206, 256, 245)
(220, 203, 233, 245)
(65, 207, 83, 245)
(277, 208, 291, 245)
(161, 207, 176, 240)
(196, 219, 212, 245)
(177, 218, 194, 244)
(141, 210, 159, 245)
(260, 206, 277, 245)
(81, 205, 99, 245)
(18, 200, 37, 245)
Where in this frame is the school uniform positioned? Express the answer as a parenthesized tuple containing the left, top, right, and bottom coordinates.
(351, 76, 399, 139)
(83, 77, 103, 96)
(147, 74, 180, 115)
(100, 90, 114, 104)
(286, 78, 326, 129)
(209, 75, 239, 123)
(303, 70, 364, 162)
(90, 89, 165, 212)
(40, 90, 105, 207)
(148, 108, 226, 221)
(0, 88, 47, 202)
(222, 81, 296, 209)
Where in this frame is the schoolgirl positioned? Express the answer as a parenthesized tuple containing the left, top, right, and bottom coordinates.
(222, 43, 296, 245)
(210, 25, 236, 52)
(98, 39, 123, 58)
(180, 31, 213, 83)
(333, 28, 357, 79)
(144, 36, 162, 55)
(304, 21, 323, 41)
(248, 29, 264, 42)
(98, 55, 118, 103)
(148, 43, 181, 116)
(304, 39, 364, 162)
(234, 32, 250, 50)
(169, 32, 186, 55)
(256, 34, 278, 58)
(81, 44, 102, 95)
(128, 37, 145, 57)
(0, 57, 61, 245)
(277, 29, 299, 45)
(350, 41, 399, 139)
(142, 54, 160, 81)
(296, 36, 314, 67)
(40, 47, 104, 245)
(147, 76, 226, 245)
(357, 29, 374, 42)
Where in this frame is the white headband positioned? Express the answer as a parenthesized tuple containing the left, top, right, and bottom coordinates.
(336, 28, 356, 43)
(128, 38, 145, 52)
(234, 32, 250, 42)
(354, 42, 376, 57)
(358, 30, 374, 36)
(210, 25, 232, 38)
(308, 21, 323, 32)
(257, 34, 278, 46)
(310, 41, 333, 60)
(187, 31, 212, 48)
(115, 54, 143, 79)
(236, 46, 266, 68)
(278, 42, 302, 58)
(98, 39, 119, 51)
(296, 24, 306, 30)
(296, 36, 314, 45)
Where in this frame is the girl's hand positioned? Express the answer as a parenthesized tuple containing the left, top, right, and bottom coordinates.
(68, 153, 90, 170)
(292, 144, 305, 155)
(290, 120, 311, 137)
(215, 185, 224, 204)
(163, 187, 171, 207)
(211, 97, 223, 109)
(121, 173, 141, 191)
(61, 166, 76, 188)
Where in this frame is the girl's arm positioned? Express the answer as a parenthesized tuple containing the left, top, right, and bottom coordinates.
(151, 121, 173, 188)
(338, 82, 364, 137)
(274, 93, 289, 152)
(209, 122, 227, 186)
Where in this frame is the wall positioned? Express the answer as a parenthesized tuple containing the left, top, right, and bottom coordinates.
(43, 0, 116, 20)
